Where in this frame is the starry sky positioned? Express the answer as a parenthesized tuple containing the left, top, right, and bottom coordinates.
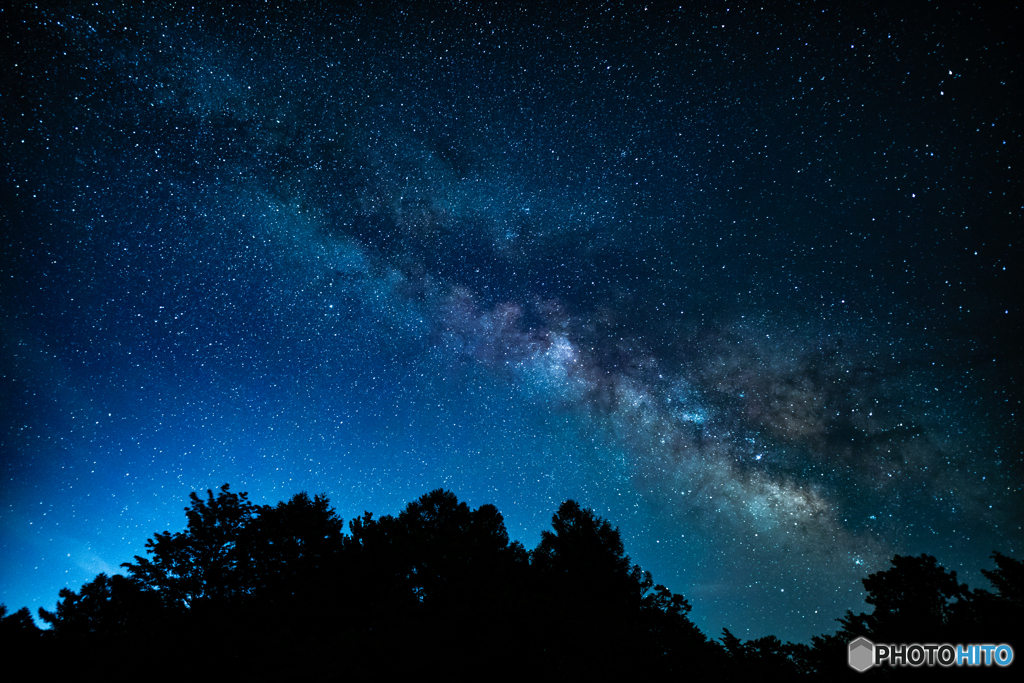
(1, 1, 1020, 643)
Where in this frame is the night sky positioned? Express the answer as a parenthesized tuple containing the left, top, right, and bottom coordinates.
(1, 1, 1020, 643)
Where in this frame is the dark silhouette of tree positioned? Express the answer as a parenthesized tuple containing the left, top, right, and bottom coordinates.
(1, 604, 44, 673)
(981, 551, 1024, 607)
(120, 484, 256, 612)
(532, 499, 651, 605)
(798, 631, 862, 679)
(37, 572, 162, 637)
(395, 489, 524, 604)
(342, 489, 527, 609)
(802, 552, 1023, 677)
(958, 551, 1024, 648)
(720, 627, 811, 677)
(243, 491, 345, 602)
(224, 491, 351, 677)
(397, 490, 533, 672)
(20, 485, 740, 678)
(337, 489, 532, 675)
(640, 582, 720, 670)
(528, 499, 717, 676)
(1, 604, 41, 638)
(839, 554, 968, 644)
(344, 507, 416, 621)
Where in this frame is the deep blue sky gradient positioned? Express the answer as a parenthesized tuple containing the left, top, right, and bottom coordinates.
(1, 1, 1020, 642)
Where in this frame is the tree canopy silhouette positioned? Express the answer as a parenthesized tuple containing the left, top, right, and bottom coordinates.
(9, 485, 1020, 679)
(1, 604, 41, 639)
(120, 484, 257, 612)
(528, 499, 716, 675)
(839, 553, 969, 644)
(981, 551, 1024, 607)
(244, 491, 345, 605)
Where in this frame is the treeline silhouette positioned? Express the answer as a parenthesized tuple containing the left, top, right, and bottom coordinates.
(2, 485, 1020, 679)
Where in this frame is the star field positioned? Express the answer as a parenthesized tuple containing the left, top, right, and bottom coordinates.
(1, 1, 1020, 643)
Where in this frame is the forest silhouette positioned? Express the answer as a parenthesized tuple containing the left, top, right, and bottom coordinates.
(2, 485, 1020, 679)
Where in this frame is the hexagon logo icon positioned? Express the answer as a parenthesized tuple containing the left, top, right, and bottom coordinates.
(848, 637, 875, 672)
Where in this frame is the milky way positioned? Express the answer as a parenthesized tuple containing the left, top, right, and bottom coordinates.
(1, 2, 1020, 642)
